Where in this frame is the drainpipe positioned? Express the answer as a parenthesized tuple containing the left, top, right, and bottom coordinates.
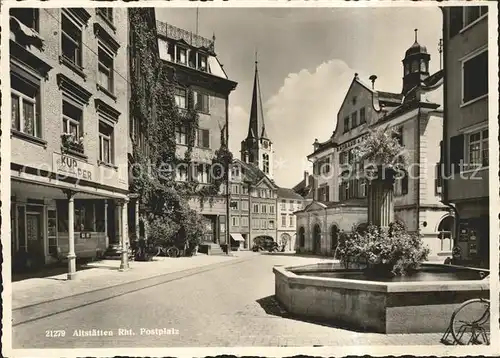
(225, 94, 231, 255)
(416, 104, 421, 235)
(439, 7, 460, 251)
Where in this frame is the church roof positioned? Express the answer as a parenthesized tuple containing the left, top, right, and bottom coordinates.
(233, 158, 277, 189)
(246, 61, 268, 141)
(404, 29, 428, 58)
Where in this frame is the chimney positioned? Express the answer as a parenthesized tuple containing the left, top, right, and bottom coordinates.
(304, 171, 309, 187)
(369, 75, 377, 90)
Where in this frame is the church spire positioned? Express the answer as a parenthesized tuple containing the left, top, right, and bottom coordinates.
(246, 56, 268, 141)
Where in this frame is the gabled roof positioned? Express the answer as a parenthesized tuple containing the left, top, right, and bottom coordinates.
(277, 187, 304, 200)
(307, 137, 337, 158)
(292, 174, 314, 198)
(298, 198, 368, 213)
(233, 158, 277, 189)
(378, 69, 443, 123)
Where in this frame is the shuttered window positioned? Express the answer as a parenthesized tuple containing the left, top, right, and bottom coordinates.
(196, 128, 210, 148)
(449, 134, 464, 174)
(449, 7, 463, 38)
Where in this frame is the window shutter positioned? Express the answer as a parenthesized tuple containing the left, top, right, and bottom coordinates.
(449, 7, 464, 38)
(449, 134, 464, 174)
(402, 171, 409, 195)
(202, 129, 210, 148)
(439, 140, 444, 163)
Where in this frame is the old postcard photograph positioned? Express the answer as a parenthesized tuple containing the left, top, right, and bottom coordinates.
(1, 0, 499, 357)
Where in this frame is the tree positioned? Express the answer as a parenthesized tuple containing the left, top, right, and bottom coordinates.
(128, 9, 230, 251)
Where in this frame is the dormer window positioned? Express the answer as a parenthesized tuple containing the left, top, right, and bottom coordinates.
(198, 54, 207, 72)
(262, 140, 269, 149)
(166, 41, 174, 62)
(177, 47, 187, 65)
(188, 51, 196, 68)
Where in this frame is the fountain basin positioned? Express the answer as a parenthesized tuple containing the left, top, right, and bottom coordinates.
(274, 262, 489, 334)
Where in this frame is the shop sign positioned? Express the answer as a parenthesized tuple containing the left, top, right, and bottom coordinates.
(53, 153, 94, 181)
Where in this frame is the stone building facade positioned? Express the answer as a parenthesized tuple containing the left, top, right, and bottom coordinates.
(277, 188, 304, 251)
(9, 7, 130, 275)
(295, 31, 451, 261)
(156, 20, 237, 251)
(442, 6, 489, 267)
(230, 158, 278, 249)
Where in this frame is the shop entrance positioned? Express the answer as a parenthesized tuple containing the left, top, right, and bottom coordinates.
(26, 212, 44, 260)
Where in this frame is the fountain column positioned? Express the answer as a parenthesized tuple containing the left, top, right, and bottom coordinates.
(367, 166, 396, 229)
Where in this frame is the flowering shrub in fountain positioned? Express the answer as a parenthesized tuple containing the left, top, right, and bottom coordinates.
(337, 222, 430, 276)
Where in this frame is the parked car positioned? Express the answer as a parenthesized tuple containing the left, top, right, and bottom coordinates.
(252, 236, 279, 252)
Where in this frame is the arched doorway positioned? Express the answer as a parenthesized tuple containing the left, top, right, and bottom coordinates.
(313, 224, 322, 254)
(330, 225, 339, 253)
(298, 227, 305, 248)
(355, 222, 368, 235)
(280, 233, 291, 251)
(437, 216, 454, 252)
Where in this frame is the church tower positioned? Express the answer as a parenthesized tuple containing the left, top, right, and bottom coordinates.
(240, 58, 274, 179)
(402, 29, 431, 96)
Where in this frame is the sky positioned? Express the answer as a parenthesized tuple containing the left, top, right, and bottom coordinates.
(155, 6, 442, 188)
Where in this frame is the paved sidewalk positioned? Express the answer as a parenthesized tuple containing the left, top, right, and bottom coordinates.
(11, 251, 258, 310)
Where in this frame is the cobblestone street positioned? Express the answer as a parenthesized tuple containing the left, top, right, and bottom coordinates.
(12, 254, 443, 348)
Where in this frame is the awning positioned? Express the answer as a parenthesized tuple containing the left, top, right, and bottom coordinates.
(230, 233, 245, 242)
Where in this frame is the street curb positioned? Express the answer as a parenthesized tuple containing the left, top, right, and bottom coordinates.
(13, 255, 258, 325)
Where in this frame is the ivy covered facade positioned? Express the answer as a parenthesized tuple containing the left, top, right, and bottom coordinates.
(128, 9, 237, 253)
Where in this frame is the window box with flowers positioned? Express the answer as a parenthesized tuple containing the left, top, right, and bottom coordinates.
(61, 132, 85, 156)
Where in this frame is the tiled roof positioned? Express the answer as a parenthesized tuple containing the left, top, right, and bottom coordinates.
(377, 91, 403, 100)
(277, 187, 304, 200)
(233, 159, 277, 188)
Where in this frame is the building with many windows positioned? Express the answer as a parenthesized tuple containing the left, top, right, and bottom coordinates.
(296, 31, 450, 261)
(229, 158, 278, 249)
(442, 6, 489, 267)
(277, 188, 304, 251)
(156, 20, 237, 253)
(228, 60, 280, 249)
(9, 7, 130, 274)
